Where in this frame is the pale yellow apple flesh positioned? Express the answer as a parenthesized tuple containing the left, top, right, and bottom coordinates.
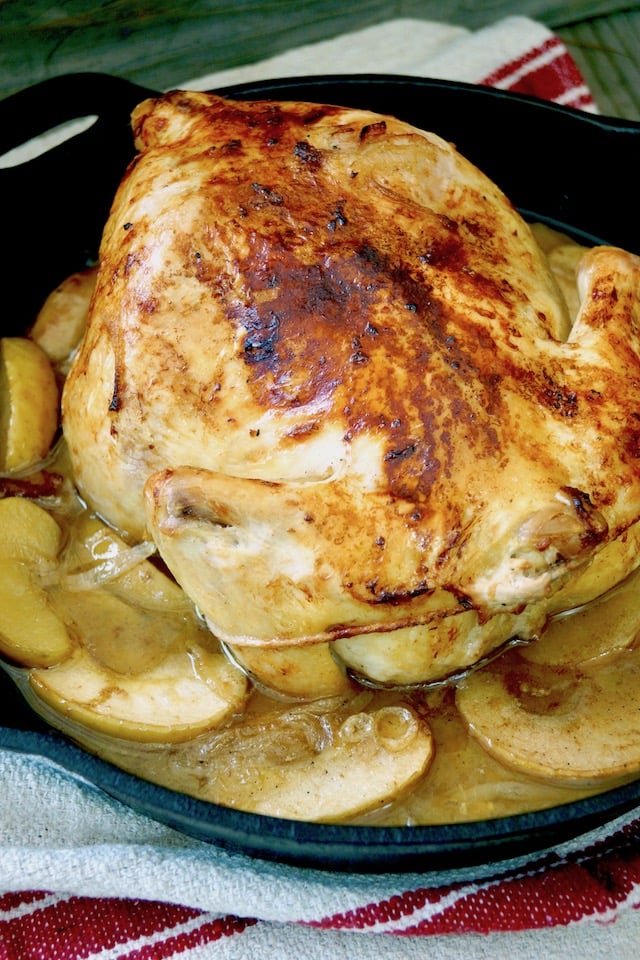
(213, 704, 434, 821)
(524, 563, 640, 667)
(226, 640, 355, 699)
(30, 266, 98, 365)
(29, 641, 248, 743)
(0, 337, 58, 472)
(89, 698, 435, 822)
(456, 648, 640, 785)
(0, 498, 249, 741)
(0, 498, 72, 667)
(0, 561, 72, 668)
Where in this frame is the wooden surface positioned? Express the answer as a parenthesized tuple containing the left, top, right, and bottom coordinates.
(558, 9, 640, 120)
(1, 1, 638, 119)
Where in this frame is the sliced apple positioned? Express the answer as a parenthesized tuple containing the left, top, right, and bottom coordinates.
(210, 703, 433, 821)
(530, 222, 586, 324)
(26, 512, 249, 740)
(546, 521, 640, 618)
(30, 266, 97, 363)
(56, 512, 184, 608)
(49, 513, 214, 676)
(0, 502, 248, 735)
(0, 497, 72, 666)
(226, 640, 355, 700)
(523, 562, 640, 667)
(0, 560, 72, 667)
(29, 640, 248, 743)
(455, 646, 640, 785)
(0, 336, 59, 472)
(0, 495, 63, 562)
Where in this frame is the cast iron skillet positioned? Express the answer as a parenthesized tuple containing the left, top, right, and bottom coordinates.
(1, 72, 640, 872)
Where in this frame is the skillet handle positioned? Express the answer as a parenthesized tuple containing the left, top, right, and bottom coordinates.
(0, 72, 156, 156)
(0, 73, 157, 334)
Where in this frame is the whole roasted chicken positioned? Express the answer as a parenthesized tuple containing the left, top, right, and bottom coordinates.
(62, 91, 640, 687)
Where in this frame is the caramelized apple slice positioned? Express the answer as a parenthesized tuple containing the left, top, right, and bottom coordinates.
(28, 513, 248, 741)
(29, 641, 248, 743)
(523, 562, 640, 667)
(210, 703, 433, 821)
(0, 496, 63, 561)
(226, 641, 355, 700)
(0, 501, 248, 736)
(0, 337, 59, 472)
(30, 266, 97, 364)
(0, 561, 72, 667)
(456, 528, 640, 786)
(0, 498, 72, 667)
(455, 646, 640, 785)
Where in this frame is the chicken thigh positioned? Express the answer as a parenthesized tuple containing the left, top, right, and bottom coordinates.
(62, 91, 640, 686)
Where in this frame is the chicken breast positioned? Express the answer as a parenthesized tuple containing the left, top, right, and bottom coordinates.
(62, 91, 640, 686)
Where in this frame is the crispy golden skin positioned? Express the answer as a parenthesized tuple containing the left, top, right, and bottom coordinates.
(63, 91, 640, 685)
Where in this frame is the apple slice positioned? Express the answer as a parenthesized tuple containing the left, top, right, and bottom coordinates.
(226, 640, 355, 700)
(0, 560, 72, 667)
(0, 497, 72, 667)
(30, 266, 97, 364)
(209, 703, 433, 821)
(455, 645, 640, 785)
(29, 640, 248, 743)
(54, 512, 189, 615)
(0, 501, 248, 736)
(0, 495, 63, 562)
(27, 512, 249, 741)
(522, 563, 640, 668)
(0, 337, 59, 472)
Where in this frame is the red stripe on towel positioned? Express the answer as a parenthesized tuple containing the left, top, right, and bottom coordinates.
(309, 817, 640, 935)
(0, 892, 255, 960)
(481, 36, 596, 110)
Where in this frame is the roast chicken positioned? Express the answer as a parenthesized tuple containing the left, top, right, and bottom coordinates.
(62, 90, 640, 687)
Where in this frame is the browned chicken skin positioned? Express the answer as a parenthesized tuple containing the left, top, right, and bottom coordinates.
(62, 91, 640, 686)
